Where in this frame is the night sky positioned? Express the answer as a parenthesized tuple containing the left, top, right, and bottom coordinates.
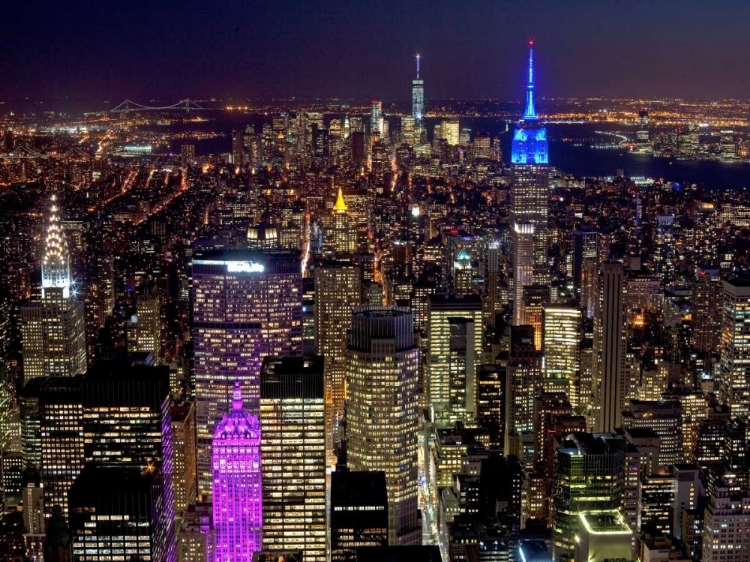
(2, 0, 749, 102)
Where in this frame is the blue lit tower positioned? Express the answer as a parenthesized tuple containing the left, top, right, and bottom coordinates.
(412, 54, 425, 139)
(511, 43, 548, 165)
(510, 42, 550, 287)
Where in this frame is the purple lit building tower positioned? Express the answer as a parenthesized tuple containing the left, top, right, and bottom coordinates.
(212, 383, 263, 562)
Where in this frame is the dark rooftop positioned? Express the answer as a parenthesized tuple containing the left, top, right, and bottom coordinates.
(331, 470, 388, 508)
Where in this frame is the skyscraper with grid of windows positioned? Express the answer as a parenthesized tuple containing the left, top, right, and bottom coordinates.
(427, 294, 483, 426)
(69, 464, 175, 562)
(510, 43, 549, 286)
(38, 375, 84, 519)
(346, 306, 420, 545)
(192, 250, 302, 498)
(21, 195, 86, 384)
(718, 275, 750, 419)
(551, 433, 625, 562)
(314, 261, 361, 460)
(259, 356, 326, 561)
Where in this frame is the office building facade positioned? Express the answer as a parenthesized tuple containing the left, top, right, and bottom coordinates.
(192, 250, 302, 497)
(314, 261, 361, 458)
(331, 470, 389, 561)
(69, 464, 175, 562)
(347, 306, 420, 545)
(427, 295, 483, 426)
(259, 356, 326, 561)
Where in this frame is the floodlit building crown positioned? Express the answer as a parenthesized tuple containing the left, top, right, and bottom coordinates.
(511, 42, 549, 165)
(42, 194, 72, 296)
(333, 185, 348, 213)
(214, 382, 260, 440)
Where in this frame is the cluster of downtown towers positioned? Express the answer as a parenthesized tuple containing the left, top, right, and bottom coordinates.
(9, 45, 750, 562)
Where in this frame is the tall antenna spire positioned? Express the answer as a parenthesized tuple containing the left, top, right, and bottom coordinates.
(523, 40, 537, 119)
(416, 54, 420, 79)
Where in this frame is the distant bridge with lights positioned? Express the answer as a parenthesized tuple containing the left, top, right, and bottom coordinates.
(109, 99, 205, 113)
(0, 144, 47, 159)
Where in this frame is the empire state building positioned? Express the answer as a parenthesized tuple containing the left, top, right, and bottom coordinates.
(510, 42, 550, 288)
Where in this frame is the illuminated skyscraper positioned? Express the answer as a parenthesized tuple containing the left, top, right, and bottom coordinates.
(84, 251, 115, 364)
(542, 305, 581, 406)
(20, 378, 45, 471)
(232, 129, 245, 165)
(510, 43, 549, 286)
(212, 383, 263, 562)
(22, 466, 45, 562)
(572, 228, 598, 304)
(621, 400, 683, 468)
(352, 131, 367, 168)
(171, 402, 197, 515)
(702, 473, 750, 562)
(573, 511, 633, 562)
(503, 325, 543, 461)
(22, 467, 44, 536)
(181, 143, 196, 163)
(21, 196, 86, 384)
(486, 240, 502, 325)
(692, 268, 722, 356)
(442, 120, 460, 146)
(347, 306, 420, 545)
(128, 284, 162, 358)
(521, 284, 549, 350)
(314, 261, 361, 457)
(511, 222, 535, 326)
(69, 464, 175, 562)
(718, 276, 750, 419)
(453, 247, 474, 294)
(635, 110, 650, 152)
(532, 395, 585, 522)
(412, 55, 424, 139)
(719, 130, 736, 162)
(477, 365, 504, 448)
(38, 376, 84, 519)
(370, 101, 382, 136)
(192, 250, 302, 498)
(328, 187, 357, 255)
(401, 116, 416, 147)
(596, 261, 626, 432)
(552, 433, 625, 562)
(81, 361, 174, 518)
(427, 294, 483, 426)
(580, 258, 598, 320)
(259, 356, 326, 561)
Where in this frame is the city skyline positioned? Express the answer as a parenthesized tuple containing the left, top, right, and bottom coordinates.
(2, 1, 750, 102)
(3, 16, 750, 562)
